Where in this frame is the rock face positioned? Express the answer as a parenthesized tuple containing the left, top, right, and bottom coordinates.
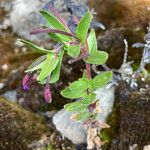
(53, 85, 115, 144)
(9, 0, 87, 41)
(0, 97, 49, 150)
(107, 81, 150, 150)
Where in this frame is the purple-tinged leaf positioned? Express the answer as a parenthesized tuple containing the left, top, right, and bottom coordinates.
(30, 28, 77, 39)
(44, 3, 69, 31)
(68, 53, 89, 64)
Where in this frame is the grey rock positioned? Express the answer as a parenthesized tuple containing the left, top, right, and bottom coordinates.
(53, 85, 115, 144)
(3, 90, 17, 102)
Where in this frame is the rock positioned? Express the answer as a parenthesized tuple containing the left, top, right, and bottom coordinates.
(10, 0, 46, 41)
(144, 145, 150, 150)
(3, 90, 17, 102)
(9, 0, 87, 41)
(107, 80, 150, 150)
(53, 85, 115, 144)
(0, 97, 49, 150)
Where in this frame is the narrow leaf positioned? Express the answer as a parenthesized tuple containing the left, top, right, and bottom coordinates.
(25, 56, 47, 73)
(50, 50, 64, 83)
(76, 11, 92, 43)
(40, 10, 69, 31)
(37, 53, 59, 81)
(87, 29, 97, 54)
(19, 39, 55, 54)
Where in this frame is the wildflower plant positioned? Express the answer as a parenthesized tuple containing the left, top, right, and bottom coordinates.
(21, 2, 112, 149)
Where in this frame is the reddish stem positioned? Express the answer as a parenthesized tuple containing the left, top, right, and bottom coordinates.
(84, 41, 91, 80)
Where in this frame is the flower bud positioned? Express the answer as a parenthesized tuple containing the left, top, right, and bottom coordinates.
(22, 74, 30, 90)
(44, 85, 52, 103)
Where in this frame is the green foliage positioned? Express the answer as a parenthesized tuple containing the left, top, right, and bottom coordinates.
(40, 10, 69, 32)
(76, 11, 92, 43)
(85, 51, 108, 65)
(22, 9, 112, 123)
(19, 39, 55, 54)
(37, 53, 59, 81)
(61, 78, 89, 99)
(87, 29, 97, 54)
(68, 44, 81, 57)
(91, 71, 113, 90)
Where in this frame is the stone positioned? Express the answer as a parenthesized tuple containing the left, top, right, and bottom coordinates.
(0, 97, 49, 150)
(53, 85, 115, 144)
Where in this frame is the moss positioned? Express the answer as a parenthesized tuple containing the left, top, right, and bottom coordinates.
(100, 101, 120, 150)
(0, 97, 49, 150)
(106, 80, 150, 150)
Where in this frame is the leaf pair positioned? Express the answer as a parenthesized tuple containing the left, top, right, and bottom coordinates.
(61, 71, 112, 99)
(61, 78, 89, 99)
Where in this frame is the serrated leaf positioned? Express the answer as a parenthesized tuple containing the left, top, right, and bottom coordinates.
(37, 53, 59, 81)
(85, 51, 108, 65)
(91, 71, 112, 90)
(68, 44, 81, 57)
(61, 79, 89, 99)
(87, 29, 97, 54)
(76, 11, 92, 43)
(25, 55, 46, 73)
(81, 93, 96, 105)
(19, 39, 55, 54)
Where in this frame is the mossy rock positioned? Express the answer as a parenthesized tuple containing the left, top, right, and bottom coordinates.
(0, 97, 49, 150)
(101, 80, 150, 150)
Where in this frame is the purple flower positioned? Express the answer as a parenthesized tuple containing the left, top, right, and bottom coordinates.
(44, 85, 52, 103)
(22, 74, 30, 90)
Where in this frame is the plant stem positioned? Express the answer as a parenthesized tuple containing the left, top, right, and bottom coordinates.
(84, 41, 91, 80)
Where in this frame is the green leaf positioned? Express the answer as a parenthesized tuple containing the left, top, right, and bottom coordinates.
(75, 110, 90, 121)
(19, 39, 55, 54)
(40, 10, 71, 42)
(85, 51, 108, 65)
(25, 61, 44, 73)
(87, 29, 97, 54)
(64, 101, 86, 112)
(76, 11, 92, 43)
(81, 93, 96, 105)
(68, 44, 81, 57)
(40, 25, 66, 45)
(91, 71, 112, 90)
(61, 79, 89, 99)
(50, 50, 64, 83)
(37, 53, 59, 81)
(40, 10, 68, 31)
(25, 55, 46, 73)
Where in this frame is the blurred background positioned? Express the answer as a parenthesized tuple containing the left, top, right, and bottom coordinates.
(0, 0, 150, 150)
